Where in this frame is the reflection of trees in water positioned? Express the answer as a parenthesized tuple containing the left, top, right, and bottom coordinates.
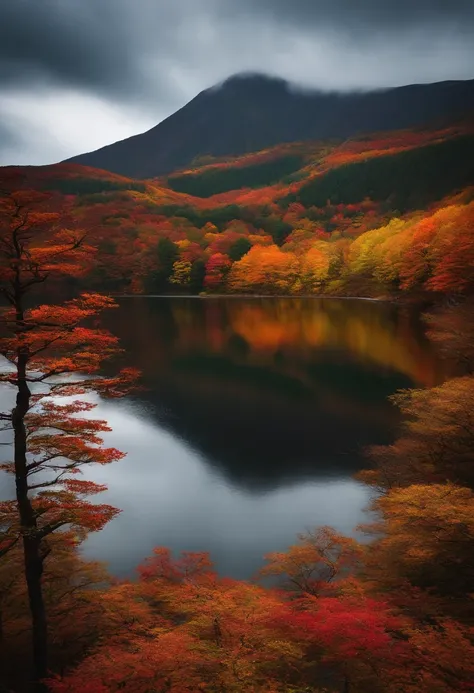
(104, 296, 447, 388)
(129, 297, 445, 386)
(225, 299, 444, 387)
(101, 298, 448, 492)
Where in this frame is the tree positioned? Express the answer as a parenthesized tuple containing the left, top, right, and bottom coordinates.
(360, 377, 474, 490)
(299, 245, 331, 292)
(393, 617, 474, 693)
(47, 548, 303, 693)
(262, 217, 292, 246)
(425, 202, 474, 294)
(345, 222, 397, 280)
(227, 244, 299, 294)
(424, 299, 474, 373)
(228, 237, 252, 261)
(189, 259, 206, 294)
(0, 181, 137, 691)
(169, 259, 192, 287)
(371, 219, 412, 288)
(260, 527, 363, 597)
(270, 594, 406, 693)
(145, 237, 179, 293)
(363, 484, 474, 599)
(203, 252, 231, 291)
(0, 532, 111, 692)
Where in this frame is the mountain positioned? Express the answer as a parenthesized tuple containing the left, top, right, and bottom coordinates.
(4, 116, 474, 298)
(64, 73, 474, 179)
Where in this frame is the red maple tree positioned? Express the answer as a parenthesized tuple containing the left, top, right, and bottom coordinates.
(0, 177, 138, 691)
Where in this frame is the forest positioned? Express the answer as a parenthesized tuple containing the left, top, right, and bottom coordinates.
(1, 118, 474, 692)
(167, 155, 305, 197)
(5, 122, 470, 300)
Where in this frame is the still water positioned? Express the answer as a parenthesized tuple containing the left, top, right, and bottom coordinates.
(0, 297, 447, 579)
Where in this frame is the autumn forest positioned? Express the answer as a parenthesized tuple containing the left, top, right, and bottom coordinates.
(1, 106, 474, 693)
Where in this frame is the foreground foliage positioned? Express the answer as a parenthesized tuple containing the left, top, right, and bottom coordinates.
(0, 137, 474, 691)
(38, 298, 474, 693)
(0, 177, 137, 691)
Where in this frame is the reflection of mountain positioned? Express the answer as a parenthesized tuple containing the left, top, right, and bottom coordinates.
(102, 297, 447, 491)
(133, 367, 407, 492)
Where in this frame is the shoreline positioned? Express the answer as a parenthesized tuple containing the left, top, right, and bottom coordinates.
(113, 293, 393, 302)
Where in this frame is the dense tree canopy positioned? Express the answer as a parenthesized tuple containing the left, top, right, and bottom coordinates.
(168, 155, 304, 197)
(1, 122, 474, 693)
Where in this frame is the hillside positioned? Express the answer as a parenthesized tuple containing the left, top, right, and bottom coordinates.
(65, 74, 474, 179)
(2, 120, 474, 298)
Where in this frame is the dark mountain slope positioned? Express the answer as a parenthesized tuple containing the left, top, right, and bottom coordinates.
(65, 73, 474, 179)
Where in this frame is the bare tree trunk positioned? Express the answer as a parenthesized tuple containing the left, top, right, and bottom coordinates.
(22, 537, 48, 692)
(13, 349, 48, 692)
(213, 617, 223, 648)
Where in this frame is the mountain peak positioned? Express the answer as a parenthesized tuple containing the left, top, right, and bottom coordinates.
(219, 72, 290, 88)
(65, 77, 474, 179)
(204, 72, 292, 100)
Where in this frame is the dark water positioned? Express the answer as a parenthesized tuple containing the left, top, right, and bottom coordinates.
(0, 297, 447, 579)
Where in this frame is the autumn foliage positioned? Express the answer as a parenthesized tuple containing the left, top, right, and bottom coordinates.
(35, 297, 474, 693)
(1, 125, 474, 692)
(2, 121, 473, 299)
(0, 178, 138, 691)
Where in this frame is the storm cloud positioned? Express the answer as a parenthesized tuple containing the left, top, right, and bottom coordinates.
(0, 0, 473, 165)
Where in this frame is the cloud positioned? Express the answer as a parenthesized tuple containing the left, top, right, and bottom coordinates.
(0, 1, 202, 100)
(0, 88, 157, 165)
(229, 0, 474, 33)
(0, 1, 136, 93)
(0, 0, 473, 165)
(2, 1, 472, 95)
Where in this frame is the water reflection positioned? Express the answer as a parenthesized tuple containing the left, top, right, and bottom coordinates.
(101, 297, 445, 492)
(0, 298, 448, 579)
(81, 397, 374, 579)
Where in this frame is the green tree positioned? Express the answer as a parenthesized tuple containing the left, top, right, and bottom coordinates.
(228, 237, 252, 261)
(189, 259, 206, 294)
(145, 238, 179, 293)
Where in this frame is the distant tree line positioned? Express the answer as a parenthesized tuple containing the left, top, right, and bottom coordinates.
(148, 203, 292, 245)
(167, 155, 304, 197)
(282, 135, 474, 211)
(43, 178, 147, 195)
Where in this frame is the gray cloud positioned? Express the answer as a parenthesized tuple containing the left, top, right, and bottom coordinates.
(0, 1, 146, 94)
(1, 0, 473, 95)
(229, 0, 474, 32)
(0, 1, 213, 102)
(0, 120, 23, 163)
(0, 0, 473, 165)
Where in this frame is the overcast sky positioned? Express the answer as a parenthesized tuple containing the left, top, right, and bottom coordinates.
(0, 0, 473, 166)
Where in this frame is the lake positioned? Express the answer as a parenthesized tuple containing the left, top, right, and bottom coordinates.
(0, 297, 447, 580)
